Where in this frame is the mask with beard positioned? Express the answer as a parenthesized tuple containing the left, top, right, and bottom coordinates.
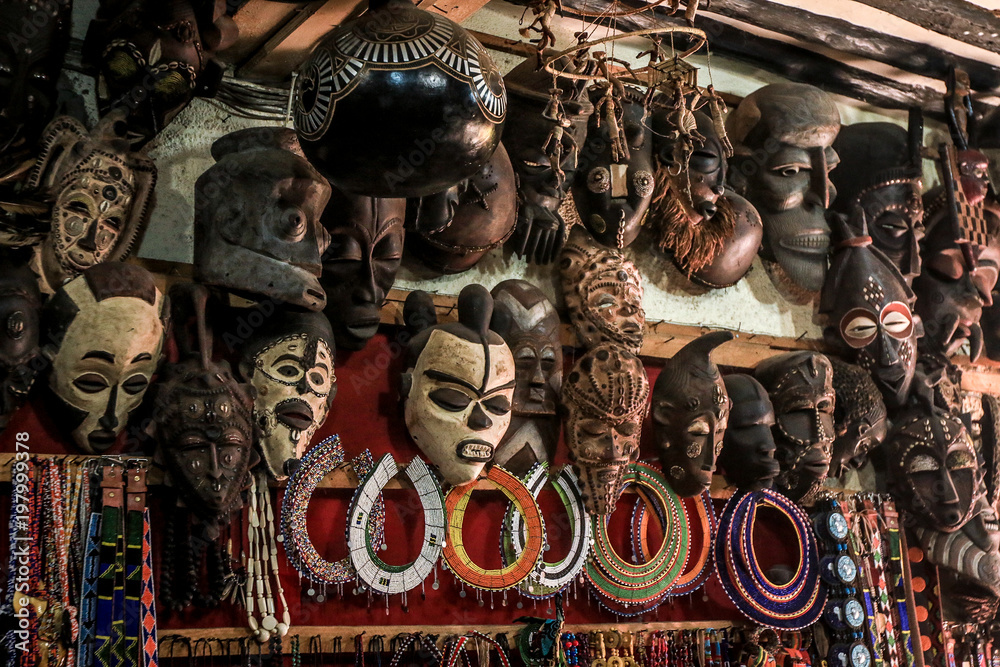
(727, 83, 841, 293)
(828, 359, 887, 478)
(489, 279, 562, 473)
(558, 226, 644, 354)
(562, 343, 649, 515)
(718, 373, 779, 491)
(0, 250, 41, 432)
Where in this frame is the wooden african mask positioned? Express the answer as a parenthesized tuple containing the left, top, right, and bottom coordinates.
(830, 119, 925, 283)
(717, 374, 779, 491)
(727, 83, 841, 292)
(652, 331, 733, 498)
(0, 0, 72, 171)
(820, 216, 921, 409)
(238, 307, 336, 480)
(401, 285, 515, 486)
(83, 0, 237, 145)
(562, 343, 649, 515)
(504, 57, 594, 265)
(153, 284, 256, 524)
(320, 185, 406, 351)
(754, 351, 835, 505)
(26, 112, 156, 292)
(292, 0, 505, 198)
(41, 263, 166, 453)
(0, 250, 42, 433)
(828, 359, 886, 479)
(489, 279, 562, 473)
(572, 86, 653, 250)
(407, 142, 517, 274)
(559, 226, 644, 355)
(194, 128, 332, 312)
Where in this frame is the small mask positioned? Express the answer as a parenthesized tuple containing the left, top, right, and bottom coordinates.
(829, 359, 887, 478)
(754, 351, 836, 504)
(651, 331, 733, 498)
(559, 227, 644, 354)
(727, 83, 841, 292)
(42, 263, 166, 453)
(407, 142, 517, 274)
(27, 112, 156, 292)
(195, 128, 332, 312)
(489, 279, 562, 472)
(0, 251, 42, 432)
(572, 86, 654, 250)
(320, 185, 406, 351)
(718, 374, 779, 491)
(154, 285, 257, 523)
(820, 216, 921, 409)
(239, 307, 336, 480)
(886, 406, 982, 533)
(84, 0, 237, 145)
(830, 119, 925, 282)
(401, 285, 515, 486)
(562, 343, 649, 515)
(0, 0, 71, 169)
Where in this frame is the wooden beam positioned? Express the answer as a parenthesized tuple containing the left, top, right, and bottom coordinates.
(851, 0, 1000, 56)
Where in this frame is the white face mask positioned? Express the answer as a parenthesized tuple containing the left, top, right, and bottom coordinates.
(403, 329, 515, 485)
(249, 336, 335, 478)
(49, 278, 164, 452)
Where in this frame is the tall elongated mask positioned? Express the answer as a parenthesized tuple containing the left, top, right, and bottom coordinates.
(42, 263, 166, 452)
(401, 285, 515, 486)
(718, 374, 779, 491)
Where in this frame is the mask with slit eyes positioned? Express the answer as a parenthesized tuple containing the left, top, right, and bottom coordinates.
(562, 343, 649, 515)
(754, 351, 836, 505)
(821, 216, 921, 409)
(238, 307, 336, 480)
(320, 185, 406, 351)
(727, 83, 841, 293)
(559, 226, 644, 354)
(718, 374, 779, 491)
(42, 263, 166, 453)
(886, 406, 982, 533)
(652, 331, 733, 498)
(829, 358, 887, 478)
(0, 251, 42, 433)
(401, 285, 515, 486)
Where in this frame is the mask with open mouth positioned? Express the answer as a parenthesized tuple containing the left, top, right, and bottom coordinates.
(754, 351, 835, 505)
(727, 83, 841, 293)
(401, 285, 515, 486)
(718, 374, 779, 491)
(828, 358, 887, 478)
(42, 263, 166, 453)
(195, 128, 332, 312)
(489, 279, 562, 473)
(238, 306, 336, 479)
(562, 343, 649, 515)
(0, 250, 42, 433)
(559, 226, 644, 354)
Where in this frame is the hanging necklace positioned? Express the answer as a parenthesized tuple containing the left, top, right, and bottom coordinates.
(501, 464, 592, 599)
(632, 490, 717, 596)
(347, 454, 446, 602)
(245, 471, 290, 643)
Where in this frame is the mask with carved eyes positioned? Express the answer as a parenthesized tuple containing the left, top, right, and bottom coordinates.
(0, 253, 42, 432)
(829, 358, 887, 478)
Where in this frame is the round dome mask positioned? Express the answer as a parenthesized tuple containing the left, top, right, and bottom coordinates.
(293, 0, 506, 198)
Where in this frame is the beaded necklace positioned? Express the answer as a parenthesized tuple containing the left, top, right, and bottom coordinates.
(245, 471, 290, 643)
(633, 490, 717, 596)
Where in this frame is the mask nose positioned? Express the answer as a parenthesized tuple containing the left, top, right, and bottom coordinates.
(697, 200, 718, 219)
(78, 221, 101, 252)
(877, 328, 901, 367)
(467, 403, 493, 431)
(98, 385, 120, 432)
(806, 148, 833, 209)
(530, 360, 546, 388)
(207, 446, 223, 481)
(353, 257, 378, 306)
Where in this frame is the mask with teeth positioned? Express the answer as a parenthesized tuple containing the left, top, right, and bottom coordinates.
(42, 263, 166, 453)
(401, 285, 515, 486)
(830, 119, 925, 283)
(754, 351, 836, 505)
(27, 112, 156, 292)
(489, 279, 562, 474)
(820, 215, 922, 409)
(828, 359, 887, 478)
(562, 343, 649, 515)
(154, 285, 257, 524)
(320, 184, 406, 351)
(652, 331, 733, 498)
(407, 142, 516, 274)
(559, 226, 645, 355)
(238, 307, 336, 480)
(195, 128, 332, 312)
(727, 83, 841, 293)
(572, 86, 653, 250)
(0, 251, 42, 433)
(718, 374, 779, 491)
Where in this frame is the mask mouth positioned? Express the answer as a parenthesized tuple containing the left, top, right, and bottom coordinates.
(87, 429, 118, 453)
(275, 398, 315, 432)
(801, 448, 832, 477)
(456, 439, 494, 462)
(779, 231, 829, 255)
(345, 317, 381, 341)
